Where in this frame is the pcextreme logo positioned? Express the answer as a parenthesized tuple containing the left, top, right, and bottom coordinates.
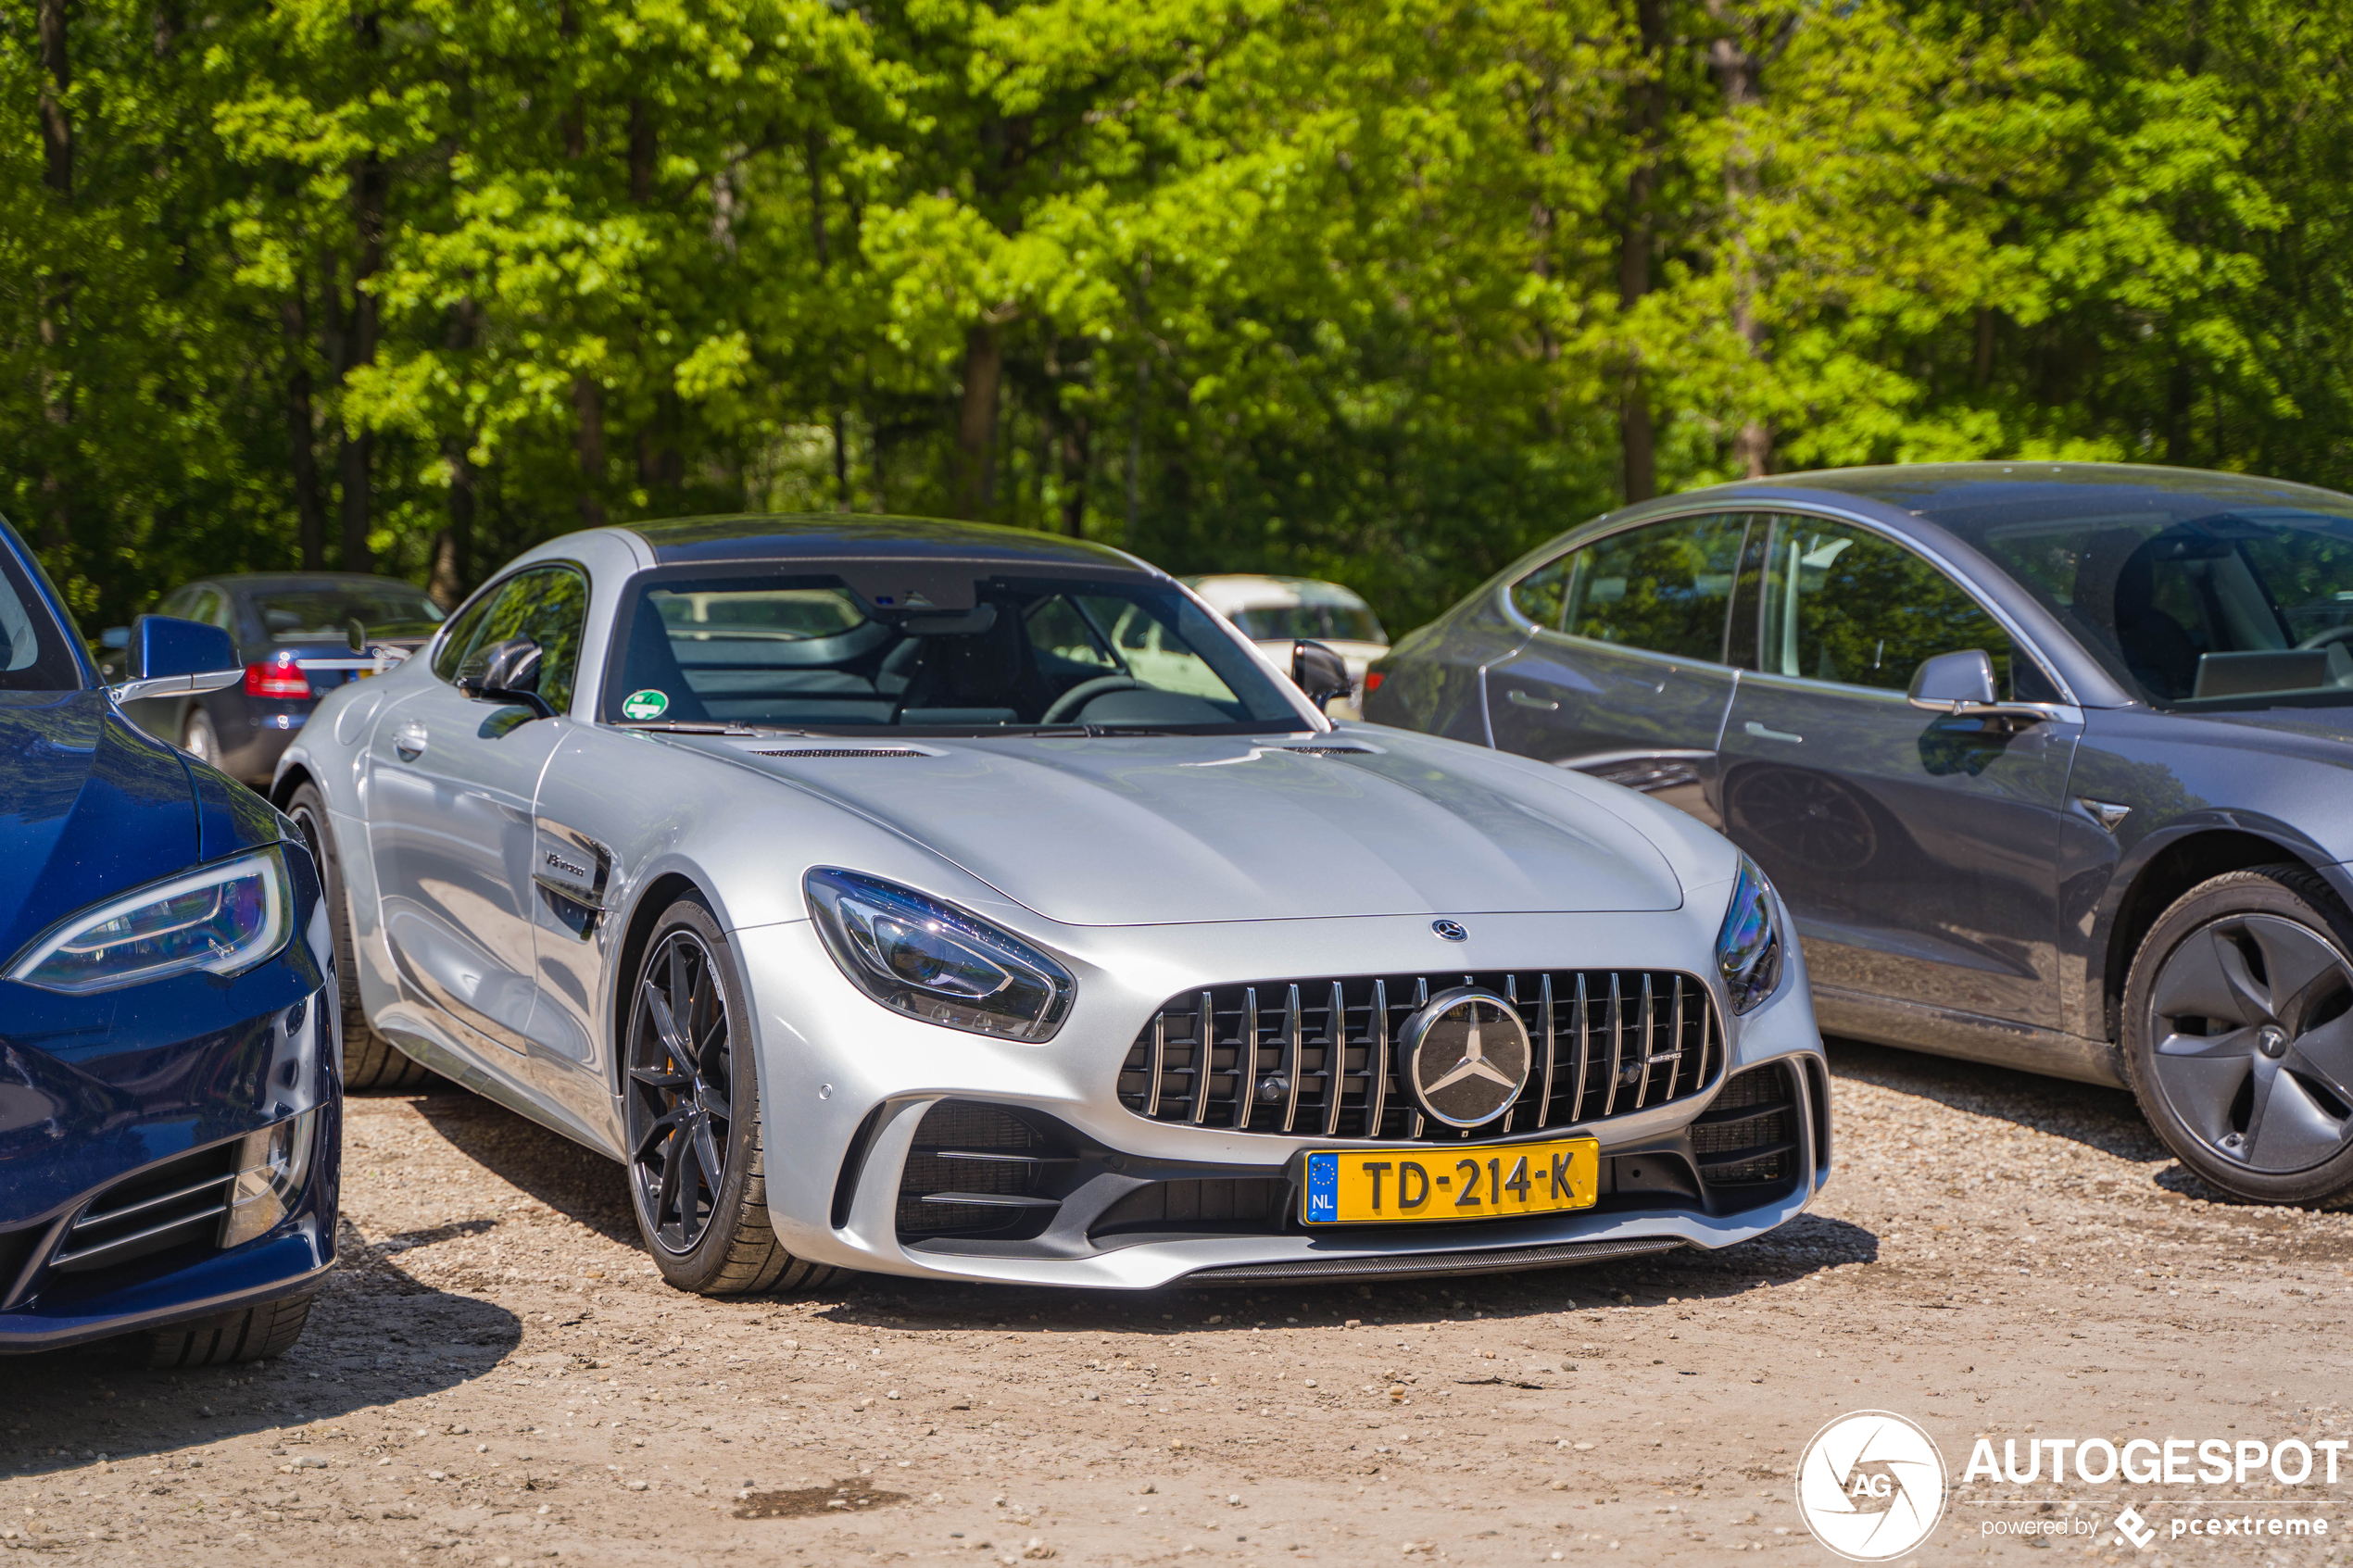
(1794, 1411, 1948, 1562)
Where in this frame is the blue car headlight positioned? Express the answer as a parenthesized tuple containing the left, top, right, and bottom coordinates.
(805, 868, 1075, 1041)
(1716, 854, 1785, 1015)
(6, 847, 294, 994)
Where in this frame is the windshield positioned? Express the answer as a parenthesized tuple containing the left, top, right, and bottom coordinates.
(252, 585, 447, 640)
(1228, 603, 1387, 645)
(602, 569, 1307, 734)
(1980, 508, 2353, 708)
(0, 527, 83, 690)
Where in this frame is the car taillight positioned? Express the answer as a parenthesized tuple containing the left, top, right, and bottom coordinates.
(244, 660, 312, 699)
(1363, 671, 1386, 693)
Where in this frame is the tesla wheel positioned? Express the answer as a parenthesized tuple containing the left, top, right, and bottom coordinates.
(142, 1291, 316, 1368)
(2121, 864, 2353, 1205)
(284, 782, 435, 1092)
(623, 896, 836, 1296)
(182, 709, 220, 767)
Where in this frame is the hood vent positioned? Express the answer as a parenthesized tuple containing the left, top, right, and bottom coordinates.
(755, 747, 931, 759)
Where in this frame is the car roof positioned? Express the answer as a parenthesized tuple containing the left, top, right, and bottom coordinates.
(625, 513, 1149, 571)
(1694, 461, 2353, 540)
(1184, 573, 1372, 609)
(188, 572, 443, 596)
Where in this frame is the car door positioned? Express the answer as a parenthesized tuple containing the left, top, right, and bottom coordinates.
(1481, 512, 1751, 828)
(1716, 512, 2080, 1032)
(367, 563, 590, 1063)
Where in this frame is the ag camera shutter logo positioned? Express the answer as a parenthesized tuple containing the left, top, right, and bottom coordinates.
(1794, 1411, 1948, 1562)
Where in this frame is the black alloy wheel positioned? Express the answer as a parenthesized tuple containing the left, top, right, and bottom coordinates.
(621, 896, 835, 1295)
(2123, 864, 2353, 1205)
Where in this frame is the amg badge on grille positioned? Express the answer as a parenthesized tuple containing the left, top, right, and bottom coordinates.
(1398, 986, 1530, 1127)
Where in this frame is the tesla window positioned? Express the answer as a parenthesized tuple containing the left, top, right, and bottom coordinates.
(1227, 604, 1387, 644)
(1517, 514, 1749, 659)
(1983, 509, 2353, 706)
(0, 543, 80, 689)
(252, 585, 447, 639)
(1755, 517, 2020, 694)
(604, 571, 1302, 733)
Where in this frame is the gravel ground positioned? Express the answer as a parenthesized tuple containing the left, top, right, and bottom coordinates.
(5, 1039, 2349, 1566)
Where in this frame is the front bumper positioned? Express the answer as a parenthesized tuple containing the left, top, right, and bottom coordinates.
(736, 902, 1830, 1289)
(0, 858, 341, 1353)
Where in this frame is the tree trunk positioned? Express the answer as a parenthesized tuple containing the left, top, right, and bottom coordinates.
(434, 433, 475, 606)
(37, 0, 70, 198)
(336, 150, 386, 572)
(955, 324, 1002, 517)
(2165, 356, 2195, 464)
(283, 299, 327, 569)
(1706, 1, 1772, 478)
(628, 98, 654, 204)
(1059, 412, 1090, 538)
(1617, 0, 1667, 504)
(574, 375, 606, 525)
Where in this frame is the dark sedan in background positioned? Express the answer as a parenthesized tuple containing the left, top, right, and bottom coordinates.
(0, 521, 338, 1363)
(108, 572, 447, 785)
(1368, 462, 2353, 1207)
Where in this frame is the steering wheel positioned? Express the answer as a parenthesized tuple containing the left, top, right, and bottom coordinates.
(1041, 676, 1147, 724)
(2296, 624, 2353, 652)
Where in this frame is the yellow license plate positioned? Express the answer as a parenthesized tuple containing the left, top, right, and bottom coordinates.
(1301, 1136, 1600, 1224)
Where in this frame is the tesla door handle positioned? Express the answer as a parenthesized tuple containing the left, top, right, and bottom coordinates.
(1743, 720, 1804, 744)
(1506, 689, 1561, 712)
(393, 721, 428, 762)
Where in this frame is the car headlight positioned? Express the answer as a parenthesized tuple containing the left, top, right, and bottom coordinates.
(220, 1109, 319, 1248)
(1716, 854, 1785, 1015)
(805, 868, 1075, 1041)
(5, 848, 293, 994)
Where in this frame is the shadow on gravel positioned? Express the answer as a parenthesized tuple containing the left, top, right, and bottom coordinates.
(403, 1089, 641, 1249)
(1825, 1037, 2167, 1161)
(0, 1238, 518, 1481)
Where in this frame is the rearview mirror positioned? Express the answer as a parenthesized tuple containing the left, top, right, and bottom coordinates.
(1290, 639, 1352, 711)
(458, 634, 555, 719)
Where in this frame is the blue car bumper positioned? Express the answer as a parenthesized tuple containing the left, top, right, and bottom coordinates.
(0, 858, 341, 1355)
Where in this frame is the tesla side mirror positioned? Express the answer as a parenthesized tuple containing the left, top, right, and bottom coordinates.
(111, 615, 242, 705)
(458, 634, 555, 719)
(347, 616, 368, 654)
(1907, 647, 2053, 726)
(1290, 639, 1352, 711)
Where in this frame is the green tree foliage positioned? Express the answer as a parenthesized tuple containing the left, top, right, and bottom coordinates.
(3, 0, 2349, 636)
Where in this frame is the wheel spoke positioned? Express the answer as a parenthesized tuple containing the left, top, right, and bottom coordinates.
(2155, 1023, 2259, 1060)
(644, 983, 692, 1060)
(2241, 918, 2341, 1030)
(673, 1122, 706, 1247)
(630, 1064, 691, 1091)
(669, 939, 695, 1035)
(693, 1120, 727, 1196)
(698, 1083, 733, 1123)
(2151, 1048, 2255, 1151)
(632, 1105, 683, 1162)
(2149, 928, 2264, 1028)
(2244, 1062, 2352, 1173)
(2288, 1011, 2353, 1108)
(654, 1123, 686, 1226)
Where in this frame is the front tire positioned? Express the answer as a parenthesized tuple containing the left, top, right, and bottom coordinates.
(284, 782, 435, 1091)
(142, 1292, 316, 1368)
(2121, 864, 2353, 1205)
(623, 896, 837, 1296)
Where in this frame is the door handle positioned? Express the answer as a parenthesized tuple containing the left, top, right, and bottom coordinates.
(1743, 720, 1803, 744)
(393, 721, 428, 763)
(1505, 689, 1560, 712)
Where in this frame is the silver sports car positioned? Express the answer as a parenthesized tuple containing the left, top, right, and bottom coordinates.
(274, 515, 1831, 1294)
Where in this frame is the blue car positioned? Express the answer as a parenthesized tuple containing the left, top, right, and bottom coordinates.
(0, 519, 338, 1364)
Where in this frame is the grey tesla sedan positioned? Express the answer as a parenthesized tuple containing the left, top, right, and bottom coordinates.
(1366, 462, 2353, 1208)
(271, 514, 1828, 1294)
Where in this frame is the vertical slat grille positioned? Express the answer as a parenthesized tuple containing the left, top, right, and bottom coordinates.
(1115, 969, 1721, 1142)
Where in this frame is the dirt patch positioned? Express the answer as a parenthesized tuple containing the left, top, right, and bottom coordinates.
(1, 1037, 2347, 1563)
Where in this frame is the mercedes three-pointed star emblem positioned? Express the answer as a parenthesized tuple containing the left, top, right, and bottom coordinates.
(1398, 986, 1532, 1128)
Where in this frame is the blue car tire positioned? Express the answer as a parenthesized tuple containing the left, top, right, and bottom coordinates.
(143, 1290, 317, 1369)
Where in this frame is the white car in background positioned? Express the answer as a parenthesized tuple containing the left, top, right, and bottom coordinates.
(1184, 575, 1390, 719)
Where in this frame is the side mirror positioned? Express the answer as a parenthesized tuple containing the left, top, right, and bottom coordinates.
(108, 615, 243, 705)
(346, 616, 368, 654)
(1290, 639, 1352, 711)
(1908, 648, 2050, 725)
(458, 634, 555, 719)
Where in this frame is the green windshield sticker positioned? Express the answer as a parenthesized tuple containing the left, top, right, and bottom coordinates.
(621, 689, 669, 721)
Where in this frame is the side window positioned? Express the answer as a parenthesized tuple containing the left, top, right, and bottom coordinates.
(460, 566, 591, 714)
(432, 587, 503, 682)
(1559, 513, 1750, 660)
(1756, 516, 2014, 694)
(157, 586, 195, 619)
(1509, 554, 1573, 630)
